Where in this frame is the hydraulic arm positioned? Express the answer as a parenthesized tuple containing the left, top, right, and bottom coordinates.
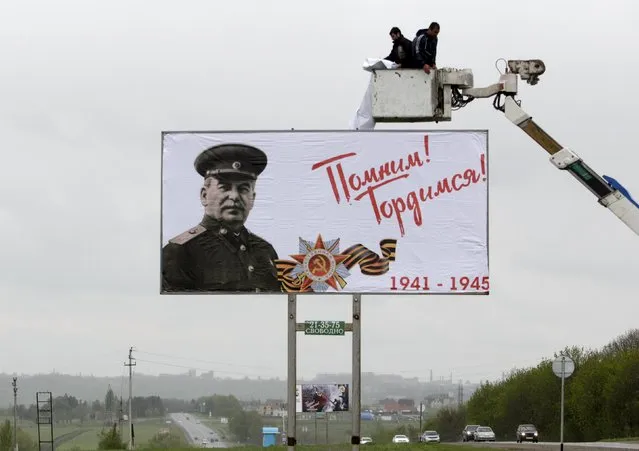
(453, 60, 639, 236)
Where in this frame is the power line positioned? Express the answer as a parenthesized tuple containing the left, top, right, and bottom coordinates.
(134, 358, 269, 378)
(134, 349, 276, 371)
(133, 351, 541, 382)
(384, 357, 550, 379)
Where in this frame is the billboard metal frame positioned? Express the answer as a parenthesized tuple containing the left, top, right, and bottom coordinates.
(286, 293, 361, 450)
(159, 129, 490, 296)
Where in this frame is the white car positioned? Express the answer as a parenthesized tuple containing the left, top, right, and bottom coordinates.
(392, 434, 410, 443)
(361, 437, 373, 444)
(474, 426, 496, 442)
(420, 430, 440, 443)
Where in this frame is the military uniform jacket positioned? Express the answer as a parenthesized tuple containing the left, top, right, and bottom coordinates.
(162, 216, 282, 293)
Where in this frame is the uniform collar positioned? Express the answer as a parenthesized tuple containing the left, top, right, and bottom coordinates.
(200, 215, 248, 240)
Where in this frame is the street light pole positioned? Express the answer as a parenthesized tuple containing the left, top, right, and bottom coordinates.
(552, 354, 574, 451)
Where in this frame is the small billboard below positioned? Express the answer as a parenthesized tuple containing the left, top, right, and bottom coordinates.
(295, 383, 349, 413)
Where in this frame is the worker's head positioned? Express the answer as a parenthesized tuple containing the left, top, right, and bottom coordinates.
(427, 22, 440, 37)
(389, 26, 402, 41)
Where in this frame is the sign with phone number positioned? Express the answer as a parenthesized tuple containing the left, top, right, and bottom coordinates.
(304, 321, 345, 336)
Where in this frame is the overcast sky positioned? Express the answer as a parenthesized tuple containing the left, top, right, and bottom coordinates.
(1, 0, 638, 385)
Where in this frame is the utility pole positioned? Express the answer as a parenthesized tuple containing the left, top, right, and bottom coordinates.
(457, 380, 464, 407)
(118, 397, 124, 440)
(124, 347, 136, 450)
(12, 377, 18, 451)
(419, 401, 423, 433)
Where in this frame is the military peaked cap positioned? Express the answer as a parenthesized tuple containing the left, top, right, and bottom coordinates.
(194, 143, 268, 181)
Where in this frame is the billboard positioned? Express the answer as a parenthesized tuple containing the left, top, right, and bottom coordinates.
(161, 130, 489, 295)
(295, 384, 349, 412)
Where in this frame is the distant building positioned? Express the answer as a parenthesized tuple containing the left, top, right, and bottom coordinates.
(379, 398, 415, 413)
(258, 399, 286, 416)
(398, 398, 415, 410)
(265, 399, 285, 409)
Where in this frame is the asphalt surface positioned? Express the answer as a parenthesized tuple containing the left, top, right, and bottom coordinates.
(462, 441, 639, 450)
(170, 412, 228, 448)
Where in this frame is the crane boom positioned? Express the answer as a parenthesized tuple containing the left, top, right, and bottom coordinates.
(456, 60, 639, 236)
(502, 95, 639, 235)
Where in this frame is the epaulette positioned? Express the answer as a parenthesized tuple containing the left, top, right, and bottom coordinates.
(169, 225, 207, 245)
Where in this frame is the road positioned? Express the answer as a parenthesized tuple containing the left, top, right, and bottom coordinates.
(169, 412, 228, 448)
(460, 441, 639, 451)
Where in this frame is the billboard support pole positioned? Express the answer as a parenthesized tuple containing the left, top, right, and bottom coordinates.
(351, 293, 361, 451)
(326, 414, 329, 444)
(287, 293, 297, 451)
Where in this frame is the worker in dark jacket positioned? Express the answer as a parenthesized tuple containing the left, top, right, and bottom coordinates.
(385, 27, 414, 68)
(412, 22, 440, 73)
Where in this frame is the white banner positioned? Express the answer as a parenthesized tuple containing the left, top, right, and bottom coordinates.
(161, 131, 489, 294)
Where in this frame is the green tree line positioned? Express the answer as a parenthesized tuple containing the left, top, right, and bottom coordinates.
(420, 329, 639, 442)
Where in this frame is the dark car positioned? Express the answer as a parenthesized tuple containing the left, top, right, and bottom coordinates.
(516, 424, 539, 443)
(462, 425, 480, 442)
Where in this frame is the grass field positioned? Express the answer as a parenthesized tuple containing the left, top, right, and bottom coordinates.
(135, 445, 502, 451)
(9, 419, 88, 442)
(271, 446, 497, 451)
(58, 418, 188, 450)
(4, 417, 188, 450)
